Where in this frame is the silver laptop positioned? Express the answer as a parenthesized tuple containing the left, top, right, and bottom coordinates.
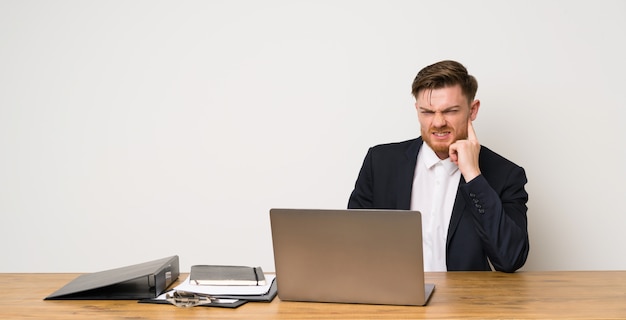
(269, 208, 435, 306)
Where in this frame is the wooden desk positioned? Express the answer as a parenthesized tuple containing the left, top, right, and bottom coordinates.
(1, 271, 625, 319)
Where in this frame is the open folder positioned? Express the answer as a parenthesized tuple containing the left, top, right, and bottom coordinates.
(44, 255, 180, 300)
(139, 274, 277, 308)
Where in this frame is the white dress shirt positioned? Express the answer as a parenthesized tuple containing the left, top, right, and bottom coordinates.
(410, 143, 461, 271)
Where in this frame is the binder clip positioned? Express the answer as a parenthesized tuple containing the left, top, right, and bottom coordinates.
(164, 290, 217, 308)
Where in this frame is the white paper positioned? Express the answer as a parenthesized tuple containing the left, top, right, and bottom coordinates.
(174, 274, 276, 296)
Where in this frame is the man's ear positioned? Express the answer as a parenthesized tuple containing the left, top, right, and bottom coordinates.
(470, 99, 480, 121)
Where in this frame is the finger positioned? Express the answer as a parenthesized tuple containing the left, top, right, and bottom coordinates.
(467, 118, 478, 142)
(448, 142, 458, 162)
(449, 152, 458, 164)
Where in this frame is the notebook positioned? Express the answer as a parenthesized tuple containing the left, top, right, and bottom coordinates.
(189, 265, 266, 286)
(269, 208, 435, 306)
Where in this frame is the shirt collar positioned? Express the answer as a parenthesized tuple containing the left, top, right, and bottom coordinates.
(419, 143, 459, 176)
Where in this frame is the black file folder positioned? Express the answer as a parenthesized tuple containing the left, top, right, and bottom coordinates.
(138, 276, 277, 308)
(44, 255, 180, 300)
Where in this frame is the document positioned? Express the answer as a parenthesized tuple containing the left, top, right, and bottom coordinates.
(136, 274, 277, 308)
(177, 274, 276, 295)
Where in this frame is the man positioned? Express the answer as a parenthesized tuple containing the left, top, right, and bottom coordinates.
(348, 60, 529, 273)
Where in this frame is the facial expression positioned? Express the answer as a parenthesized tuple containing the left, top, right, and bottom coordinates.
(415, 85, 480, 159)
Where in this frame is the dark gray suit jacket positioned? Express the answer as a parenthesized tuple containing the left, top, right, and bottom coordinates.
(348, 137, 529, 272)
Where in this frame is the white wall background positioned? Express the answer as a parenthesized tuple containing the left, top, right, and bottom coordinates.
(1, 0, 625, 273)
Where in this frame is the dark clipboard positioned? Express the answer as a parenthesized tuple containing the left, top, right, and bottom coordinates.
(138, 276, 277, 308)
(138, 293, 249, 308)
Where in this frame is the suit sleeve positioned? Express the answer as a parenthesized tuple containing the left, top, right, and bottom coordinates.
(348, 148, 374, 209)
(460, 166, 529, 273)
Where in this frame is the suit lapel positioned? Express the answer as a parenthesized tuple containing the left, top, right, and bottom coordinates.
(402, 138, 466, 248)
(447, 176, 466, 245)
(396, 138, 423, 210)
